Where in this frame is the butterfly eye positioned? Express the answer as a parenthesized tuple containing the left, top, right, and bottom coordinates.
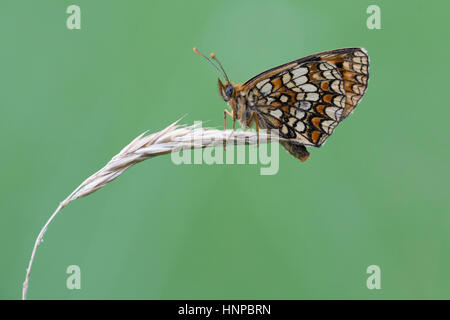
(225, 85, 233, 97)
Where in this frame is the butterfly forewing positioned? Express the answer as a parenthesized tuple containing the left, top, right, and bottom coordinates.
(242, 48, 369, 147)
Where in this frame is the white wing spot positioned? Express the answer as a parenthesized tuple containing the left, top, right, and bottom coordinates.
(269, 109, 283, 119)
(306, 93, 319, 101)
(282, 73, 291, 84)
(294, 75, 308, 86)
(295, 109, 305, 120)
(295, 121, 305, 132)
(296, 93, 305, 100)
(299, 84, 317, 92)
(256, 79, 270, 89)
(261, 82, 273, 96)
(299, 101, 311, 110)
(325, 106, 341, 120)
(292, 67, 308, 78)
(280, 95, 289, 103)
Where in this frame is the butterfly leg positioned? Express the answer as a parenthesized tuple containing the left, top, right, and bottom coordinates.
(224, 109, 233, 130)
(247, 111, 260, 147)
(225, 111, 236, 141)
(224, 109, 234, 149)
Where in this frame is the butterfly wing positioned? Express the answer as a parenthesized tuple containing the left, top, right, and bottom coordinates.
(242, 48, 369, 159)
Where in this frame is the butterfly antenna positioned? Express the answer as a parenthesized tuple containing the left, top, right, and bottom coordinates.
(209, 53, 230, 83)
(193, 47, 227, 81)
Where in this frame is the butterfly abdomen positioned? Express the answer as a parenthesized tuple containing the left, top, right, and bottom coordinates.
(279, 141, 310, 162)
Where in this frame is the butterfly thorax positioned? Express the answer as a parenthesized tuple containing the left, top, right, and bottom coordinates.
(219, 79, 254, 129)
(234, 85, 257, 129)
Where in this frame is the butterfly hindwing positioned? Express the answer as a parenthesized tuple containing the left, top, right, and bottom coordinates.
(316, 48, 369, 118)
(242, 48, 369, 148)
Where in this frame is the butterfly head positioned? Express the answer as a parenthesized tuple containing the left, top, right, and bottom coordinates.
(217, 78, 235, 102)
(193, 47, 235, 102)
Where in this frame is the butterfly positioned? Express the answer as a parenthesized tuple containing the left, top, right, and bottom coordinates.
(194, 47, 369, 162)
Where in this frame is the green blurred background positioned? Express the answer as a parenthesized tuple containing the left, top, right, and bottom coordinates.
(0, 0, 448, 299)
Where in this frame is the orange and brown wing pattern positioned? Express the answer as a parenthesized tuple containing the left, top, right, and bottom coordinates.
(246, 60, 346, 147)
(242, 48, 369, 147)
(316, 48, 369, 118)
